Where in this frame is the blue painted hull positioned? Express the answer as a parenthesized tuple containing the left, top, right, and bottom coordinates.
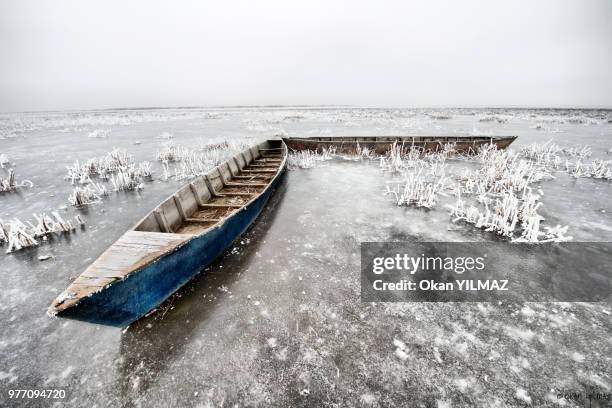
(57, 171, 284, 327)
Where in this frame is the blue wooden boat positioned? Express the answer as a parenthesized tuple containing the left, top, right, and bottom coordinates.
(48, 139, 287, 327)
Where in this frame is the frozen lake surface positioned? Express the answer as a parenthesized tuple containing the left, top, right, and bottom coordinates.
(1, 107, 611, 407)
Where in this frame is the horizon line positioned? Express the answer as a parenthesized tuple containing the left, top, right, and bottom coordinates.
(2, 104, 612, 115)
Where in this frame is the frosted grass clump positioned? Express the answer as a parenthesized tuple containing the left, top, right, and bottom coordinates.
(339, 142, 375, 161)
(562, 145, 591, 159)
(379, 142, 423, 173)
(567, 159, 612, 180)
(429, 113, 452, 120)
(136, 161, 152, 178)
(68, 183, 108, 206)
(288, 151, 317, 169)
(87, 128, 111, 138)
(65, 148, 135, 183)
(0, 212, 84, 253)
(520, 141, 593, 171)
(380, 142, 454, 178)
(385, 170, 447, 209)
(110, 167, 145, 191)
(288, 146, 337, 169)
(479, 115, 509, 124)
(520, 141, 611, 181)
(319, 146, 337, 160)
(520, 140, 563, 169)
(0, 219, 38, 253)
(469, 144, 553, 194)
(353, 142, 374, 161)
(448, 188, 571, 243)
(165, 138, 256, 180)
(103, 148, 133, 173)
(28, 212, 82, 236)
(156, 141, 189, 163)
(445, 143, 572, 243)
(1, 169, 34, 192)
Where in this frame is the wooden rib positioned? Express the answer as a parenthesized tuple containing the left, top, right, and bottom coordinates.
(154, 210, 172, 233)
(189, 183, 206, 206)
(241, 169, 277, 173)
(173, 194, 187, 220)
(229, 158, 241, 176)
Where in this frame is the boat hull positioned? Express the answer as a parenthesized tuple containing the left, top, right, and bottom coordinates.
(56, 171, 284, 327)
(283, 136, 517, 155)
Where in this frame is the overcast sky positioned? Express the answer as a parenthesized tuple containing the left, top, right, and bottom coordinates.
(1, 0, 611, 112)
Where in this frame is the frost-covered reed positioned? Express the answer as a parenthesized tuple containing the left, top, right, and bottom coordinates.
(385, 170, 447, 208)
(65, 148, 135, 183)
(159, 138, 256, 180)
(156, 141, 189, 162)
(68, 183, 108, 206)
(64, 149, 152, 201)
(445, 143, 572, 243)
(343, 142, 374, 161)
(379, 141, 453, 178)
(288, 151, 317, 169)
(567, 159, 612, 180)
(87, 128, 111, 138)
(0, 212, 85, 253)
(288, 146, 337, 169)
(377, 141, 573, 242)
(448, 188, 571, 243)
(520, 140, 594, 176)
(110, 167, 144, 191)
(1, 169, 34, 192)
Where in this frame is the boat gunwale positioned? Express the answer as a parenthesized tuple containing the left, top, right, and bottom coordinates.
(282, 135, 517, 143)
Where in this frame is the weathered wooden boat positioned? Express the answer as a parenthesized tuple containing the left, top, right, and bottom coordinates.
(48, 140, 287, 327)
(283, 135, 517, 155)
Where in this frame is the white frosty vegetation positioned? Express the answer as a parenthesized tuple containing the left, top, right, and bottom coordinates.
(68, 183, 108, 207)
(287, 147, 337, 169)
(87, 128, 111, 138)
(65, 148, 135, 183)
(0, 212, 85, 253)
(156, 141, 188, 163)
(65, 148, 153, 205)
(373, 140, 577, 242)
(157, 138, 256, 180)
(379, 142, 454, 208)
(385, 170, 447, 209)
(520, 140, 611, 180)
(1, 169, 33, 193)
(447, 143, 572, 243)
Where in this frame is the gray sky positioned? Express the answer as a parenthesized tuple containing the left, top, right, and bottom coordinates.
(1, 0, 611, 112)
